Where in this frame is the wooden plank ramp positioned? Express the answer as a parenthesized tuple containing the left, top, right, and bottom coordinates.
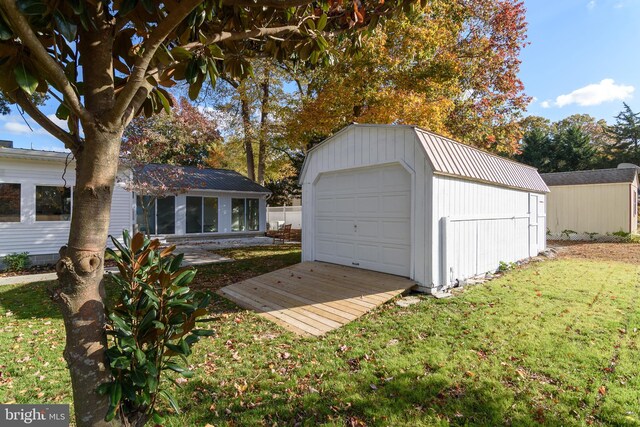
(217, 261, 417, 337)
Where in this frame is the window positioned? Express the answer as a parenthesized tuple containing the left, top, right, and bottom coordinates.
(36, 186, 71, 221)
(232, 198, 259, 231)
(187, 196, 218, 233)
(136, 195, 175, 234)
(156, 197, 175, 234)
(0, 183, 20, 222)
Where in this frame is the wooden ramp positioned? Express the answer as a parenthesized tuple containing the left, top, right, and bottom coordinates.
(217, 261, 416, 337)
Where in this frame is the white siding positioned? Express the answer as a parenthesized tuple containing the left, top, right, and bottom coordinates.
(300, 125, 431, 286)
(301, 124, 547, 293)
(0, 157, 132, 257)
(431, 175, 546, 288)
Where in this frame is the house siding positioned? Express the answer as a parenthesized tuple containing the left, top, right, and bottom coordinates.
(0, 157, 132, 258)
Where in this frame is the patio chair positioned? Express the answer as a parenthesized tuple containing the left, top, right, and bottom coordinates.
(272, 224, 292, 244)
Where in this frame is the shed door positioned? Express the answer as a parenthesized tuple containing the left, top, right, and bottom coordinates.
(313, 164, 411, 277)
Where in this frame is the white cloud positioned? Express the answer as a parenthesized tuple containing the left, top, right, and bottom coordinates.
(554, 79, 634, 107)
(4, 121, 35, 134)
(587, 0, 596, 9)
(540, 100, 551, 108)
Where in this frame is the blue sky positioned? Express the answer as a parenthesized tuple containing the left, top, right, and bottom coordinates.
(521, 0, 639, 122)
(1, 0, 639, 151)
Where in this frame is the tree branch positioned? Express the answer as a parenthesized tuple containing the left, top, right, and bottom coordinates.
(11, 90, 80, 152)
(109, 0, 202, 125)
(0, 0, 91, 124)
(122, 80, 155, 128)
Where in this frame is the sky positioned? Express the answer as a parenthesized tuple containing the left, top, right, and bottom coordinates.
(1, 0, 639, 151)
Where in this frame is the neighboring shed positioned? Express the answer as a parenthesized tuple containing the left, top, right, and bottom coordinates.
(299, 124, 549, 293)
(541, 166, 638, 237)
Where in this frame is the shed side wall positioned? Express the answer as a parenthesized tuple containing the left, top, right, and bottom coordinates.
(430, 174, 538, 288)
(546, 183, 631, 235)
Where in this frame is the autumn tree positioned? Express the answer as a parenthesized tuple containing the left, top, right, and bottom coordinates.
(0, 1, 411, 425)
(287, 0, 530, 153)
(199, 58, 296, 185)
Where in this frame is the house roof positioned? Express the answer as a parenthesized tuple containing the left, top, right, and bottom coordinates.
(135, 164, 270, 194)
(540, 168, 639, 186)
(414, 128, 549, 193)
(0, 146, 72, 162)
(301, 124, 549, 193)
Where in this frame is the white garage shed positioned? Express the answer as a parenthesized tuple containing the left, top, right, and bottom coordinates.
(299, 124, 549, 293)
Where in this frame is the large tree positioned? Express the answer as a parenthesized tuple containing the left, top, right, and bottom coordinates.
(286, 0, 530, 153)
(606, 103, 640, 165)
(0, 1, 410, 425)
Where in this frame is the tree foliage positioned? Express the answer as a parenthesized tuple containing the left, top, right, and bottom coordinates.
(103, 232, 212, 427)
(516, 114, 607, 172)
(606, 103, 640, 165)
(287, 0, 530, 153)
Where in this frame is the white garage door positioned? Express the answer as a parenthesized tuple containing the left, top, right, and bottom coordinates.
(314, 163, 411, 277)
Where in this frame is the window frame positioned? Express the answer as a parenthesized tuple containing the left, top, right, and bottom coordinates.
(136, 195, 176, 235)
(35, 184, 72, 222)
(0, 183, 21, 223)
(231, 198, 260, 232)
(186, 196, 219, 234)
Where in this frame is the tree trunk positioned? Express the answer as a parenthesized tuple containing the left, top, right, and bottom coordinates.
(241, 98, 256, 181)
(257, 68, 270, 186)
(52, 125, 123, 427)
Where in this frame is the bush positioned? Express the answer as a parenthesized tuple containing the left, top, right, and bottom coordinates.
(2, 252, 30, 272)
(99, 231, 212, 426)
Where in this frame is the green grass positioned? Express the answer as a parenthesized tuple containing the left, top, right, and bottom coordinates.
(0, 246, 639, 426)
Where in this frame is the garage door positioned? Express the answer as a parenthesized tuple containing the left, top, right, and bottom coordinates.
(314, 163, 411, 277)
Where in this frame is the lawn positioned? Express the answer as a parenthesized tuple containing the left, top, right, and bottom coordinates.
(0, 244, 639, 426)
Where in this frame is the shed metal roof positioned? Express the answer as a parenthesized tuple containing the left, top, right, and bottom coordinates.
(414, 128, 549, 193)
(135, 164, 270, 194)
(540, 168, 638, 186)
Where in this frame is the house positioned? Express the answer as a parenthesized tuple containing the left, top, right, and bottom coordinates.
(541, 166, 639, 238)
(299, 124, 549, 293)
(0, 144, 270, 266)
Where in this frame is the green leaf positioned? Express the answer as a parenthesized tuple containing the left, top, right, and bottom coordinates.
(55, 104, 70, 121)
(134, 348, 147, 365)
(109, 312, 132, 336)
(208, 44, 224, 59)
(169, 253, 184, 271)
(18, 0, 48, 15)
(155, 89, 171, 114)
(138, 308, 157, 334)
(14, 64, 38, 95)
(172, 269, 195, 287)
(317, 14, 327, 32)
(152, 412, 165, 424)
(191, 329, 214, 337)
(141, 0, 155, 14)
(110, 382, 122, 409)
(95, 381, 112, 396)
(170, 47, 193, 61)
(54, 12, 77, 42)
(131, 369, 146, 387)
(159, 390, 181, 414)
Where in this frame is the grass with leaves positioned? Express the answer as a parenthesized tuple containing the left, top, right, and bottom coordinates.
(0, 244, 639, 426)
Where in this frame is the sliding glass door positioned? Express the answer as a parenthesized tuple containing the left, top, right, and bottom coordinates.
(186, 196, 218, 233)
(136, 195, 175, 235)
(232, 198, 259, 231)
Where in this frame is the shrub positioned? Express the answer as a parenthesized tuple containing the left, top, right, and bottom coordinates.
(560, 229, 577, 239)
(2, 252, 30, 272)
(99, 231, 212, 426)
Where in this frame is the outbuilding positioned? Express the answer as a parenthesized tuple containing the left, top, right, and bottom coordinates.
(541, 166, 638, 238)
(299, 124, 549, 293)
